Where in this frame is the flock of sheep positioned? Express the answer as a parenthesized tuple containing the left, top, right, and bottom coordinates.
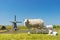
(24, 19, 58, 36)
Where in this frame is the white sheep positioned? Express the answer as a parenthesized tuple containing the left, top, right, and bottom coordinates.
(48, 30, 58, 36)
(24, 19, 44, 33)
(53, 31, 58, 36)
(24, 19, 44, 27)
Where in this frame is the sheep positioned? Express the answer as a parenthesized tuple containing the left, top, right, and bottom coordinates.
(46, 25, 58, 36)
(48, 30, 58, 36)
(24, 19, 45, 33)
(24, 19, 44, 28)
(53, 31, 58, 36)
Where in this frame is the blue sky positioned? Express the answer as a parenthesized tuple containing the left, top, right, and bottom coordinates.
(0, 0, 60, 25)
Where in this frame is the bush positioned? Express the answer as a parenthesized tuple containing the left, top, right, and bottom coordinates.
(53, 25, 60, 28)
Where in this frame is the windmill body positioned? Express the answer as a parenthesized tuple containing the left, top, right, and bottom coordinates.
(10, 15, 21, 31)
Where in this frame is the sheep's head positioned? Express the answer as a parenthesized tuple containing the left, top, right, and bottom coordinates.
(24, 19, 29, 26)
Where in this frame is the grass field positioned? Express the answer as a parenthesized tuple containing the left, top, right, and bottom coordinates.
(0, 26, 60, 40)
(0, 33, 60, 40)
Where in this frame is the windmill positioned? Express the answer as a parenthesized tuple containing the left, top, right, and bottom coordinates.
(10, 15, 22, 31)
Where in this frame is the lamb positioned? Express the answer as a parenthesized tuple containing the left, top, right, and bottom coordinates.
(46, 25, 58, 36)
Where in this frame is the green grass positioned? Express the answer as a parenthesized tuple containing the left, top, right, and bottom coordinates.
(0, 25, 60, 40)
(0, 28, 59, 40)
(0, 33, 60, 40)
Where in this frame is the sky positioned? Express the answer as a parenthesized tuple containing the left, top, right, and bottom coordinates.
(0, 0, 60, 25)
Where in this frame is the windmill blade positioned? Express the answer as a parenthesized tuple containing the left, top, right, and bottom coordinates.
(14, 15, 16, 21)
(10, 21, 16, 23)
(10, 21, 13, 23)
(16, 21, 22, 23)
(10, 21, 22, 23)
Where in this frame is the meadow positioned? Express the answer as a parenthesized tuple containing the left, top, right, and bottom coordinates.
(0, 25, 60, 40)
